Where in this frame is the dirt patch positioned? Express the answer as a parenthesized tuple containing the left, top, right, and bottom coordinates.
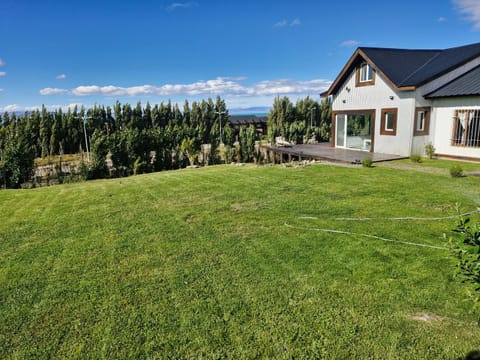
(230, 204, 243, 212)
(410, 313, 444, 322)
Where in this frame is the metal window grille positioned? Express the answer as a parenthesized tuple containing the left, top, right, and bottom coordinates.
(452, 109, 480, 147)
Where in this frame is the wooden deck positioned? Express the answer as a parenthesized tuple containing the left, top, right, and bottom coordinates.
(265, 143, 406, 164)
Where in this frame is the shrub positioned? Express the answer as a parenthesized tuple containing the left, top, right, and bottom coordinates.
(78, 160, 90, 181)
(361, 157, 373, 168)
(410, 154, 422, 163)
(425, 142, 436, 159)
(450, 165, 464, 178)
(449, 213, 480, 319)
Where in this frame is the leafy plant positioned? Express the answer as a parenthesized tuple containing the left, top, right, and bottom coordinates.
(425, 142, 436, 159)
(410, 154, 422, 163)
(449, 212, 480, 319)
(361, 157, 373, 167)
(450, 165, 464, 178)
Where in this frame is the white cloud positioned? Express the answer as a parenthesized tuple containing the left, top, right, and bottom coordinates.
(274, 19, 301, 28)
(0, 71, 6, 77)
(39, 77, 332, 99)
(0, 59, 5, 67)
(254, 79, 331, 96)
(2, 104, 39, 112)
(290, 18, 301, 26)
(40, 87, 70, 95)
(437, 16, 447, 22)
(56, 74, 67, 80)
(1, 103, 85, 113)
(274, 20, 288, 27)
(166, 2, 198, 11)
(453, 0, 480, 29)
(0, 88, 3, 92)
(340, 40, 360, 48)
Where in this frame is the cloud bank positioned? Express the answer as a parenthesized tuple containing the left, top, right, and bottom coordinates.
(39, 77, 332, 98)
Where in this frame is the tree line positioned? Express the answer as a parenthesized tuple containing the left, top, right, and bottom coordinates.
(267, 96, 331, 145)
(0, 96, 331, 188)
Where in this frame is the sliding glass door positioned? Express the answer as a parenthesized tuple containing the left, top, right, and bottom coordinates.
(335, 112, 372, 151)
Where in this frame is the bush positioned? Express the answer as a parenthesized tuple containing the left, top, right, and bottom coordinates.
(361, 157, 373, 168)
(425, 143, 436, 159)
(450, 165, 464, 178)
(449, 214, 480, 319)
(410, 154, 422, 163)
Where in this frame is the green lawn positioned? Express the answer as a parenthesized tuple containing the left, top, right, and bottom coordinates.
(1, 163, 480, 359)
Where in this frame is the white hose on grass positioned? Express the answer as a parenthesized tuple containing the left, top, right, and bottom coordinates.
(284, 222, 449, 251)
(299, 208, 480, 222)
(335, 208, 480, 221)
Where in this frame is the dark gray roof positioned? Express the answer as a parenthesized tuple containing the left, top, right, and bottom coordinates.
(324, 42, 480, 97)
(425, 65, 480, 98)
(361, 42, 480, 87)
(361, 48, 440, 86)
(228, 115, 267, 125)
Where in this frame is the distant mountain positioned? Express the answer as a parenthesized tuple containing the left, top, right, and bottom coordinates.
(228, 106, 270, 116)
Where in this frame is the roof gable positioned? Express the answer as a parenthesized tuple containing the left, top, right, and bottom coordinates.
(323, 42, 480, 97)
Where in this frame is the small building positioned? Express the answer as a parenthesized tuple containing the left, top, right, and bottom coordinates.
(228, 115, 268, 137)
(321, 42, 480, 161)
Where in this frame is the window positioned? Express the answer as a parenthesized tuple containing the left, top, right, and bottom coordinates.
(380, 108, 397, 135)
(356, 62, 375, 87)
(414, 107, 430, 136)
(452, 109, 480, 147)
(417, 112, 425, 131)
(360, 63, 372, 82)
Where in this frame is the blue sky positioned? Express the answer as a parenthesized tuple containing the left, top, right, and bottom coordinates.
(0, 0, 479, 113)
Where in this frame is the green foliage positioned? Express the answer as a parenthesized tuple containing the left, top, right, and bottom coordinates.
(450, 165, 464, 178)
(267, 96, 331, 144)
(133, 156, 146, 175)
(0, 97, 236, 187)
(238, 125, 256, 162)
(0, 128, 35, 188)
(425, 142, 436, 159)
(361, 157, 373, 167)
(78, 159, 90, 181)
(410, 154, 422, 163)
(89, 129, 109, 179)
(180, 137, 199, 166)
(449, 213, 480, 317)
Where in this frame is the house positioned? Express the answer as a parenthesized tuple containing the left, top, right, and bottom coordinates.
(321, 42, 480, 161)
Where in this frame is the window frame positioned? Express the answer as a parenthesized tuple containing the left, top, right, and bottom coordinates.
(380, 108, 397, 136)
(414, 107, 430, 136)
(355, 62, 375, 87)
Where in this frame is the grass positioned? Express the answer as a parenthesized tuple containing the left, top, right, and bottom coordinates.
(391, 157, 480, 172)
(1, 163, 480, 358)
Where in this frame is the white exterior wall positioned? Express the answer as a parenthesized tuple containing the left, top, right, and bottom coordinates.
(332, 71, 415, 156)
(411, 90, 434, 155)
(430, 97, 480, 159)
